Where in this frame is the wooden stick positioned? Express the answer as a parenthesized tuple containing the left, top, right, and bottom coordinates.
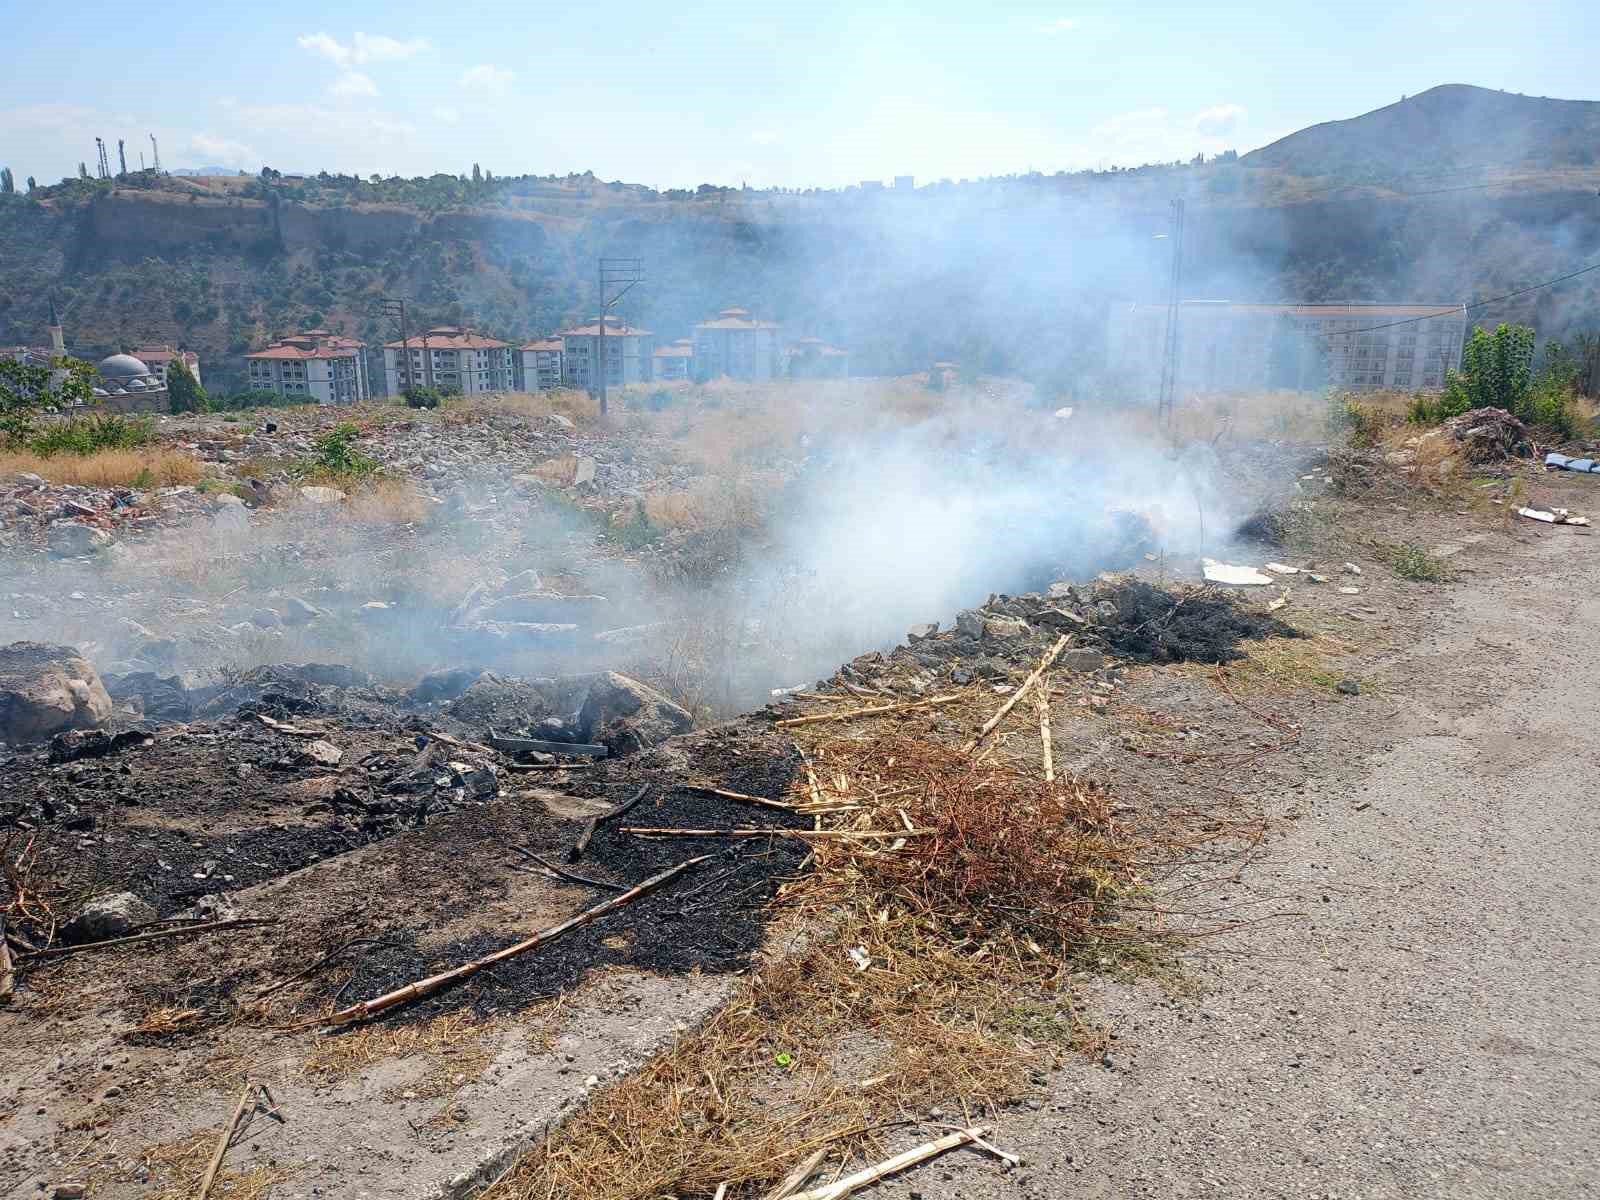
(961, 635, 1071, 753)
(775, 694, 961, 729)
(323, 853, 714, 1027)
(510, 846, 627, 893)
(504, 761, 593, 772)
(1032, 677, 1054, 782)
(684, 784, 796, 811)
(569, 783, 650, 862)
(622, 827, 930, 841)
(787, 1127, 988, 1200)
(764, 1147, 829, 1200)
(196, 1080, 256, 1200)
(0, 917, 13, 1005)
(713, 1184, 729, 1200)
(21, 918, 277, 959)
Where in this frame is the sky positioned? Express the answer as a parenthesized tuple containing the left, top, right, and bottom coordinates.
(2, 0, 1597, 190)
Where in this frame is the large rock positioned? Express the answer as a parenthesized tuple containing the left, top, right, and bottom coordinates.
(477, 591, 610, 625)
(46, 521, 111, 557)
(0, 643, 114, 746)
(61, 892, 155, 944)
(577, 671, 693, 756)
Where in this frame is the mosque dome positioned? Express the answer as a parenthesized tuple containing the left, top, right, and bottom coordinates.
(99, 353, 151, 379)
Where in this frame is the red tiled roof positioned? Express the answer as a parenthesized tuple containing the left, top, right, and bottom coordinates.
(246, 343, 359, 360)
(383, 328, 510, 350)
(521, 338, 564, 352)
(559, 322, 652, 337)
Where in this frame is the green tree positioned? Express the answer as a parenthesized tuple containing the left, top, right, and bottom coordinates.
(471, 163, 482, 185)
(1573, 331, 1600, 398)
(0, 168, 13, 194)
(78, 162, 89, 181)
(26, 176, 36, 193)
(0, 355, 97, 444)
(1441, 323, 1535, 417)
(165, 355, 208, 413)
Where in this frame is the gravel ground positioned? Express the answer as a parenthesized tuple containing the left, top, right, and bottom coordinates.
(892, 522, 1600, 1198)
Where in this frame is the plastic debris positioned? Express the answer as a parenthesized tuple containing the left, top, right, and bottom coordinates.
(1265, 563, 1300, 575)
(1544, 452, 1600, 473)
(1517, 506, 1591, 526)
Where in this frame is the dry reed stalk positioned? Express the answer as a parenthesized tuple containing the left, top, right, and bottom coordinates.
(22, 918, 277, 959)
(621, 827, 931, 841)
(196, 1080, 256, 1200)
(775, 694, 962, 729)
(685, 785, 797, 811)
(961, 635, 1071, 752)
(1033, 677, 1055, 782)
(787, 1127, 989, 1200)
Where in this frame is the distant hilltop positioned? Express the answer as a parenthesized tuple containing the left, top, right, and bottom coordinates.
(1242, 84, 1600, 177)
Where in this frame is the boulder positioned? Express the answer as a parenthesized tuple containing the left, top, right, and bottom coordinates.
(982, 616, 1031, 641)
(61, 891, 155, 944)
(299, 485, 346, 504)
(102, 672, 192, 722)
(46, 522, 111, 557)
(0, 643, 114, 746)
(954, 609, 985, 639)
(577, 671, 693, 756)
(411, 667, 485, 705)
(1061, 648, 1106, 673)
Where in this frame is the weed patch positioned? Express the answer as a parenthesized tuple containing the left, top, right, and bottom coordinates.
(1385, 541, 1457, 582)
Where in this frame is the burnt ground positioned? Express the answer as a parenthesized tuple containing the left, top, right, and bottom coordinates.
(6, 430, 1592, 1200)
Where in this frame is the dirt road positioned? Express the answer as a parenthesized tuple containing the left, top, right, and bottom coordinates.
(913, 525, 1600, 1198)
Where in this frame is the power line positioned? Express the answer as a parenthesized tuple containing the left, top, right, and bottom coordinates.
(1322, 259, 1600, 338)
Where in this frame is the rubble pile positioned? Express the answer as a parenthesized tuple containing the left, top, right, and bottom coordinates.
(1439, 407, 1533, 464)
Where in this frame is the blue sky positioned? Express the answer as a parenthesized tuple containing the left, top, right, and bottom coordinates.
(3, 0, 1596, 188)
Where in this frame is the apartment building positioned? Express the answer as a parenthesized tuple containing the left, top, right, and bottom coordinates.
(245, 330, 369, 404)
(518, 338, 565, 391)
(692, 307, 781, 381)
(382, 326, 514, 395)
(132, 345, 202, 390)
(1106, 302, 1468, 395)
(786, 337, 850, 379)
(559, 316, 654, 391)
(651, 338, 695, 381)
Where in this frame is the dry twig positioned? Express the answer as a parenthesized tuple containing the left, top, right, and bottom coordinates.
(196, 1080, 257, 1200)
(22, 918, 277, 959)
(775, 694, 961, 729)
(622, 828, 930, 841)
(569, 784, 650, 862)
(961, 635, 1071, 753)
(787, 1127, 990, 1200)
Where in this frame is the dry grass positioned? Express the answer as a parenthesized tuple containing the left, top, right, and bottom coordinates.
(302, 1009, 494, 1081)
(641, 474, 780, 532)
(139, 1124, 290, 1200)
(527, 453, 580, 485)
(344, 477, 432, 524)
(0, 448, 204, 487)
(489, 725, 1257, 1200)
(1214, 634, 1353, 696)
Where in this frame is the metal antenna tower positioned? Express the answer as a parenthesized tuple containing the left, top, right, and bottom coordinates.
(380, 298, 414, 395)
(117, 139, 128, 177)
(149, 134, 162, 175)
(95, 138, 111, 180)
(1156, 197, 1186, 425)
(594, 257, 643, 415)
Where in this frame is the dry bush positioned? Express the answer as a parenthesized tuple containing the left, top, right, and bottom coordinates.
(642, 474, 779, 532)
(302, 1010, 493, 1080)
(0, 448, 204, 487)
(490, 726, 1245, 1200)
(344, 477, 431, 524)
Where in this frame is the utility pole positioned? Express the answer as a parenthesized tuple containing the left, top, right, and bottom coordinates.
(1156, 197, 1186, 425)
(595, 257, 643, 414)
(380, 298, 413, 396)
(117, 139, 127, 178)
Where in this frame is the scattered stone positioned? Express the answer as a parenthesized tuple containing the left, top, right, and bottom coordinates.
(955, 609, 985, 639)
(1342, 562, 1363, 575)
(250, 609, 283, 630)
(1061, 648, 1106, 673)
(46, 522, 111, 557)
(577, 671, 694, 756)
(983, 616, 1030, 641)
(572, 456, 597, 487)
(47, 729, 148, 764)
(62, 892, 155, 944)
(907, 622, 939, 643)
(0, 642, 114, 745)
(53, 1185, 87, 1200)
(1336, 679, 1361, 696)
(301, 740, 344, 768)
(299, 485, 346, 504)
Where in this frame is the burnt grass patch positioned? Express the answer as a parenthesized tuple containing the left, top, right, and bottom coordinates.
(1090, 580, 1299, 663)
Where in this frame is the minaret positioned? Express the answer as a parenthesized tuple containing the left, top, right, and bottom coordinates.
(47, 297, 67, 391)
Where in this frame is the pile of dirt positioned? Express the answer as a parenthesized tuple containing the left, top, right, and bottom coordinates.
(1441, 406, 1532, 463)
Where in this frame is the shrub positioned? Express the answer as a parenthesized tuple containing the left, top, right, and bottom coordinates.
(166, 356, 208, 413)
(1331, 396, 1388, 447)
(29, 414, 156, 456)
(1386, 542, 1455, 583)
(302, 422, 380, 477)
(403, 386, 443, 409)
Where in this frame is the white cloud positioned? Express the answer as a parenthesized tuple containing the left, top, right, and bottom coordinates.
(331, 71, 379, 98)
(751, 130, 779, 146)
(297, 31, 428, 68)
(188, 133, 258, 166)
(432, 106, 460, 124)
(1039, 18, 1077, 33)
(1192, 103, 1246, 137)
(232, 102, 416, 143)
(460, 64, 515, 94)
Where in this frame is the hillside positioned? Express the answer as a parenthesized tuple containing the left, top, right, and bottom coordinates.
(1242, 84, 1600, 178)
(2, 86, 1599, 396)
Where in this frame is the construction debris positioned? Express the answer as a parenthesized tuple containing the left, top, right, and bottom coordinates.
(1518, 506, 1591, 526)
(568, 783, 651, 862)
(1201, 558, 1274, 586)
(1545, 452, 1600, 473)
(1440, 407, 1532, 463)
